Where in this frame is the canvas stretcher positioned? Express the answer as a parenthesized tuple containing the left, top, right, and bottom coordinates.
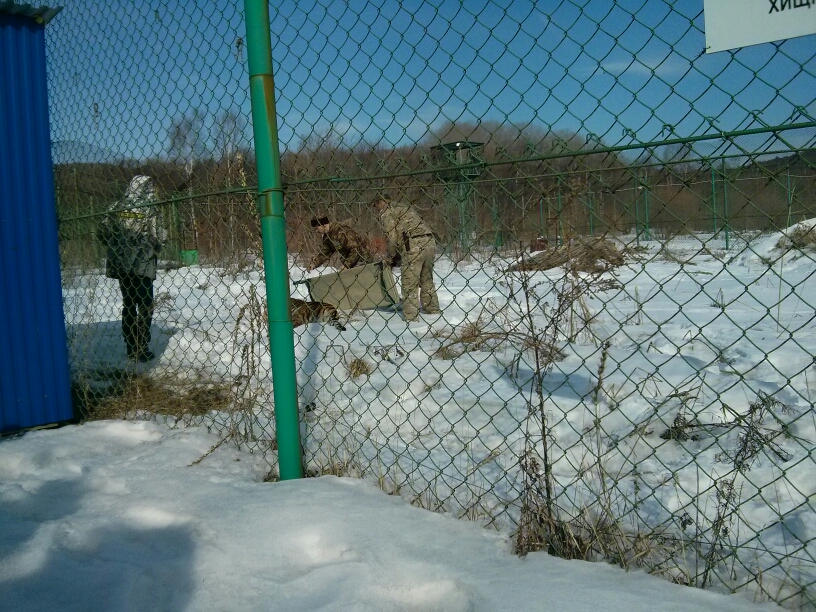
(303, 261, 401, 311)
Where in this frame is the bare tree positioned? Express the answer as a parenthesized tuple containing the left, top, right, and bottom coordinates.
(168, 110, 208, 250)
(214, 109, 246, 166)
(168, 109, 207, 177)
(213, 109, 249, 253)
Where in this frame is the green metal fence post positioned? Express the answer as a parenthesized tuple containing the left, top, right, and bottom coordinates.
(722, 159, 729, 250)
(588, 192, 594, 236)
(710, 165, 718, 235)
(556, 178, 564, 246)
(634, 176, 641, 246)
(492, 192, 503, 248)
(244, 0, 303, 480)
(644, 183, 650, 241)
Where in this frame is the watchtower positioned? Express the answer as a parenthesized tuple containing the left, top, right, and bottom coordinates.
(431, 141, 484, 252)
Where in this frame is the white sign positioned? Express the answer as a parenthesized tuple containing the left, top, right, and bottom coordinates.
(704, 0, 816, 53)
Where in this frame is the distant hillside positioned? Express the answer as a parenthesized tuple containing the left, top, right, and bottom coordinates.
(761, 148, 816, 171)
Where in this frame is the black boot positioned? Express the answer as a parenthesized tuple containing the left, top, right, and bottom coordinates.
(134, 312, 154, 362)
(122, 309, 138, 359)
(136, 349, 156, 363)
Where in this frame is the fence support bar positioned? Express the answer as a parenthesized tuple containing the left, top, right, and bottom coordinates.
(244, 0, 302, 480)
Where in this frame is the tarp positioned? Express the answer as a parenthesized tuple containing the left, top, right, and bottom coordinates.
(304, 261, 400, 310)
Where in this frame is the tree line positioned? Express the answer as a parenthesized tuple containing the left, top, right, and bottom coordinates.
(55, 114, 816, 269)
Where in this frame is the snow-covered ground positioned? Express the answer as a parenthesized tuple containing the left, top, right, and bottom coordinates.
(0, 419, 777, 611)
(60, 224, 816, 606)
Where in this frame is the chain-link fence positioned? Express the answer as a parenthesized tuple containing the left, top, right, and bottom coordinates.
(50, 1, 815, 607)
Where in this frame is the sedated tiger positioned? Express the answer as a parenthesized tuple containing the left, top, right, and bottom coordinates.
(289, 297, 346, 331)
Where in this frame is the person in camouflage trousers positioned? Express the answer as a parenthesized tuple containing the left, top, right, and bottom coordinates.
(307, 215, 373, 271)
(97, 175, 166, 362)
(370, 197, 440, 321)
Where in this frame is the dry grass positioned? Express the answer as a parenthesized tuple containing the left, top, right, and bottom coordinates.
(346, 356, 372, 379)
(432, 317, 509, 360)
(84, 374, 232, 421)
(302, 448, 366, 481)
(658, 246, 697, 266)
(152, 290, 175, 314)
(519, 338, 567, 362)
(453, 320, 484, 343)
(514, 499, 678, 571)
(433, 344, 462, 360)
(507, 237, 625, 273)
(777, 223, 816, 252)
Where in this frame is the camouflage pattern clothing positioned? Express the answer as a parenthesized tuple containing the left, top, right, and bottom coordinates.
(98, 175, 165, 281)
(309, 222, 373, 270)
(97, 176, 166, 361)
(376, 200, 440, 321)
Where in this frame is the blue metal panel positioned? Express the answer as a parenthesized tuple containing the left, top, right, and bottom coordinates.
(0, 11, 72, 433)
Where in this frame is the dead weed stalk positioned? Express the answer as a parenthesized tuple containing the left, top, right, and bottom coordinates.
(506, 240, 633, 563)
(229, 284, 270, 442)
(701, 392, 793, 588)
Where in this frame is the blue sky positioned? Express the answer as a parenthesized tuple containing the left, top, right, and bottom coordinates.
(44, 0, 815, 162)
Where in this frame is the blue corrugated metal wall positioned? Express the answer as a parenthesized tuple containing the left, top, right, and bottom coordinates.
(0, 12, 73, 433)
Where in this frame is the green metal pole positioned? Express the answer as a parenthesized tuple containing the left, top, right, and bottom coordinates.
(722, 159, 729, 250)
(244, 0, 303, 480)
(172, 202, 180, 263)
(459, 180, 474, 252)
(458, 181, 466, 251)
(644, 185, 650, 240)
(492, 192, 502, 248)
(711, 165, 717, 234)
(557, 179, 563, 246)
(634, 178, 640, 247)
(588, 193, 594, 237)
(786, 168, 793, 230)
(444, 184, 454, 257)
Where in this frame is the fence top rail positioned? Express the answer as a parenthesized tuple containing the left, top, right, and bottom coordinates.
(58, 186, 257, 223)
(285, 121, 816, 187)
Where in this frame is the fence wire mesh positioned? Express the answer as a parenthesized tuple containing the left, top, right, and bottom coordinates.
(50, 1, 815, 607)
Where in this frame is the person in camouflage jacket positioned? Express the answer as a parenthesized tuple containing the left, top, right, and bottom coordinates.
(307, 215, 373, 271)
(97, 175, 166, 362)
(370, 197, 440, 321)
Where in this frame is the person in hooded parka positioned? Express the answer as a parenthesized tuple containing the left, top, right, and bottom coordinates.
(97, 175, 166, 362)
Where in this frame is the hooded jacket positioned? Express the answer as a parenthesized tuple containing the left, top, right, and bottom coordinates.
(98, 176, 165, 280)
